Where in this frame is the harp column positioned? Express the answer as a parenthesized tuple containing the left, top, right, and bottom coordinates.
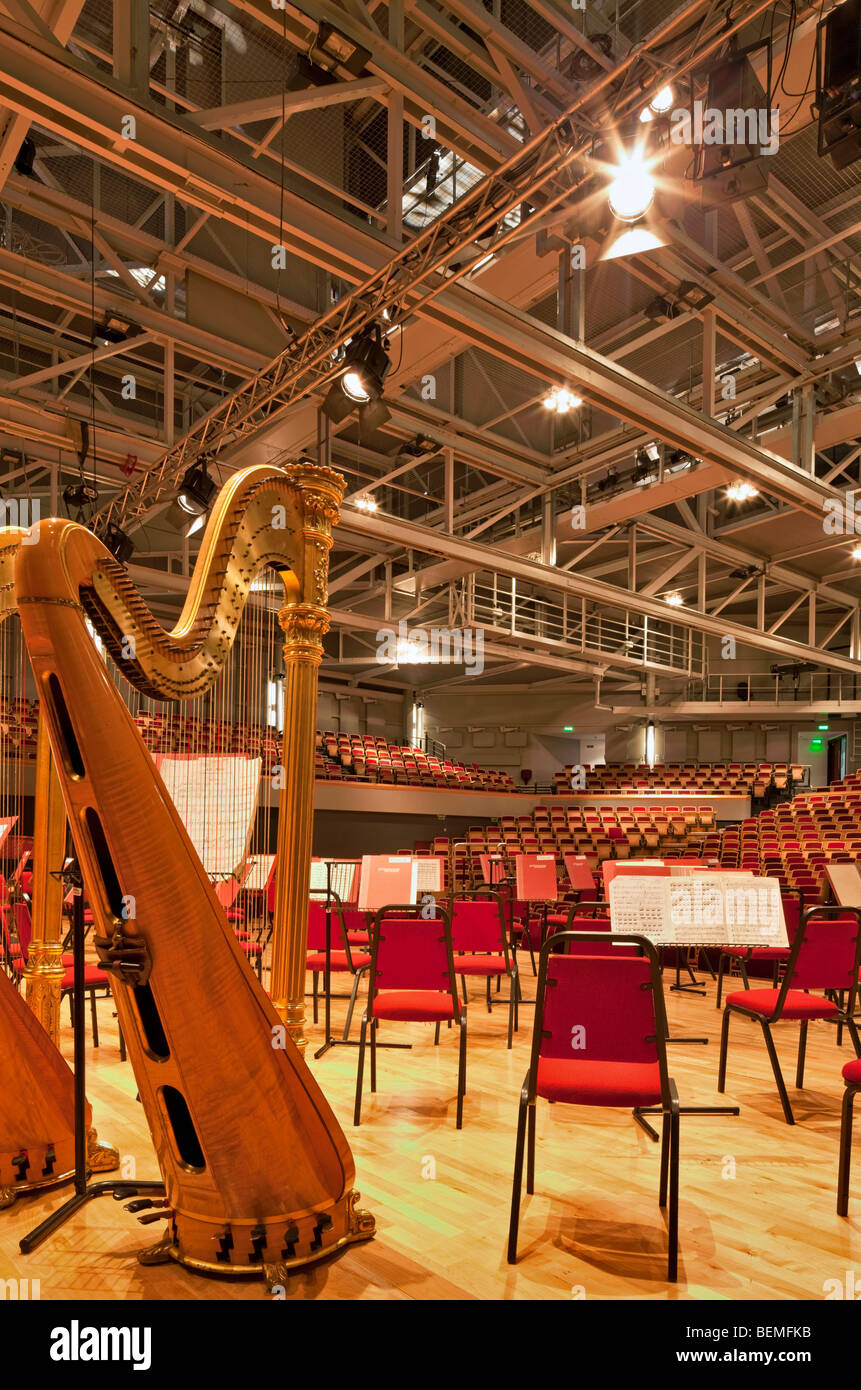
(25, 710, 67, 1042)
(271, 463, 344, 1049)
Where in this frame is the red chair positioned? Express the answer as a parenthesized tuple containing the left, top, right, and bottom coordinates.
(449, 891, 517, 1048)
(12, 901, 110, 1047)
(718, 906, 861, 1125)
(306, 898, 370, 1040)
(507, 931, 680, 1280)
(354, 904, 466, 1128)
(838, 1057, 861, 1215)
(715, 889, 802, 1008)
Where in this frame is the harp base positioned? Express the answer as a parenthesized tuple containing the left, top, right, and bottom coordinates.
(144, 1190, 377, 1279)
(0, 1169, 75, 1207)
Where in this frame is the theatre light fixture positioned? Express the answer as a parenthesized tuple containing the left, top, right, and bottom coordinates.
(542, 386, 582, 413)
(726, 481, 759, 502)
(177, 459, 217, 516)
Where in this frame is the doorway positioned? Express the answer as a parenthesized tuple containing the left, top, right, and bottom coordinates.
(827, 734, 847, 784)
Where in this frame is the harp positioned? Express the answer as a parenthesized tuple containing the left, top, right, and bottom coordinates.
(0, 463, 376, 1276)
(0, 964, 80, 1206)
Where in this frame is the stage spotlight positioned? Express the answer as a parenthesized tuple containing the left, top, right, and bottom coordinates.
(322, 324, 392, 427)
(664, 592, 684, 607)
(726, 481, 759, 502)
(176, 459, 216, 516)
(313, 21, 371, 77)
(607, 149, 655, 222)
(542, 386, 582, 413)
(355, 494, 377, 512)
(63, 481, 98, 513)
(816, 0, 861, 170)
(103, 521, 134, 565)
(650, 85, 674, 115)
(340, 326, 391, 403)
(93, 314, 131, 348)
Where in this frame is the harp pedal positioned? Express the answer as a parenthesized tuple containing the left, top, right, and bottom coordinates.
(310, 1213, 333, 1252)
(136, 1211, 171, 1225)
(124, 1198, 161, 1213)
(279, 1223, 300, 1260)
(94, 927, 152, 984)
(250, 1225, 267, 1261)
(12, 1150, 29, 1182)
(215, 1229, 235, 1263)
(41, 1145, 57, 1177)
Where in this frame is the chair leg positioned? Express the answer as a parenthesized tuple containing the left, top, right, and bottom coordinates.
(716, 953, 727, 1010)
(342, 968, 363, 1042)
(659, 1111, 670, 1207)
(460, 975, 467, 1006)
(486, 975, 492, 1013)
(353, 1013, 368, 1126)
(667, 1092, 680, 1283)
(507, 1085, 529, 1264)
(434, 1021, 440, 1045)
(526, 1103, 536, 1194)
(456, 1009, 467, 1130)
(838, 1084, 857, 1217)
(370, 1017, 378, 1093)
(760, 1019, 794, 1125)
(717, 1007, 732, 1092)
(796, 1020, 808, 1089)
(312, 971, 318, 1024)
(739, 959, 751, 988)
(90, 989, 99, 1048)
(506, 972, 515, 1050)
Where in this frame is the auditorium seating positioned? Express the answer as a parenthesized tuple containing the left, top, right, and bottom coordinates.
(552, 761, 806, 797)
(314, 731, 515, 790)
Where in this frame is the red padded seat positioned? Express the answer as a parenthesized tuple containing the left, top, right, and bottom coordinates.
(725, 987, 840, 1020)
(307, 950, 370, 972)
(371, 990, 456, 1022)
(536, 1057, 662, 1107)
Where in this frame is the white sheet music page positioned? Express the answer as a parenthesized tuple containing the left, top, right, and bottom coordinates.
(158, 755, 261, 879)
(609, 873, 787, 947)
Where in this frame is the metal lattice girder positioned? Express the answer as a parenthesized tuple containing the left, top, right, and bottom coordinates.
(21, 0, 763, 534)
(0, 4, 834, 532)
(338, 506, 861, 675)
(0, 0, 86, 190)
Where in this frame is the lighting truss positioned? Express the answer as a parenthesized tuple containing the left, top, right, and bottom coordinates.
(94, 0, 776, 537)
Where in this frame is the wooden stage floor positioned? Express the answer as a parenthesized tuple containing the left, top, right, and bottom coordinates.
(2, 959, 860, 1302)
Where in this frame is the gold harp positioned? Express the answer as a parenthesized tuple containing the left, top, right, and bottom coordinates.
(0, 463, 375, 1277)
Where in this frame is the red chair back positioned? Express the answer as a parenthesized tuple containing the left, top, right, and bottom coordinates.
(449, 893, 508, 958)
(369, 906, 459, 1011)
(782, 906, 861, 994)
(527, 932, 671, 1102)
(13, 901, 31, 960)
(306, 898, 349, 953)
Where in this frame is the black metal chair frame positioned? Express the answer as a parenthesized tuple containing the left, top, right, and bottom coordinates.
(354, 902, 467, 1129)
(507, 930, 680, 1282)
(718, 905, 861, 1126)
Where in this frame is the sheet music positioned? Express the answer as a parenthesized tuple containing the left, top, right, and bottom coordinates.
(157, 755, 261, 878)
(244, 853, 276, 892)
(310, 859, 361, 904)
(609, 873, 787, 947)
(412, 858, 442, 897)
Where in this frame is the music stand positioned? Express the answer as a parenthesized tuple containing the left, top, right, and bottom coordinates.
(20, 859, 164, 1256)
(312, 860, 410, 1061)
